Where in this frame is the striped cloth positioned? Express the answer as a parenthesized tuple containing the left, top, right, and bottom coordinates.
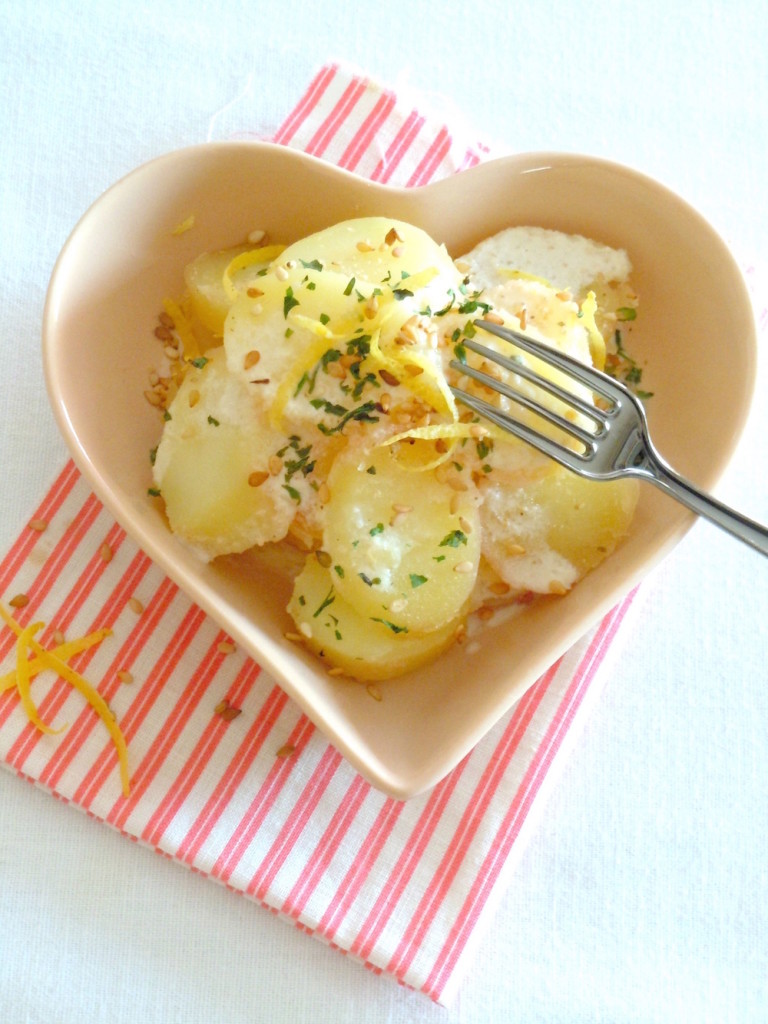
(0, 63, 640, 1005)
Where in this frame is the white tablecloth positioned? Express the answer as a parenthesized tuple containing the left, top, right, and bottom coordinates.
(1, 2, 766, 1021)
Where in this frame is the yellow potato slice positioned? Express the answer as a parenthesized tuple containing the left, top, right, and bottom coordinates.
(153, 349, 296, 557)
(322, 444, 481, 633)
(287, 553, 462, 681)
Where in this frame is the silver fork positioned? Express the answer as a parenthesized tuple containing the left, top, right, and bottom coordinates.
(449, 319, 768, 556)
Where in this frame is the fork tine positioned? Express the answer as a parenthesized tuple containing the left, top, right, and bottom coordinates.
(472, 318, 620, 404)
(450, 358, 599, 452)
(448, 386, 594, 471)
(459, 335, 605, 426)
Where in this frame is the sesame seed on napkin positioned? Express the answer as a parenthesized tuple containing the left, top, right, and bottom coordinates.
(0, 62, 641, 1006)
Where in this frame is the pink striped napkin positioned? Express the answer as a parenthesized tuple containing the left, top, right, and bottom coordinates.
(0, 63, 641, 1005)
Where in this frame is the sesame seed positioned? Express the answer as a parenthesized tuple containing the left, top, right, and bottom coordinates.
(276, 743, 295, 758)
(220, 705, 242, 721)
(100, 542, 113, 563)
(248, 471, 269, 487)
(214, 698, 230, 715)
(247, 229, 267, 245)
(274, 265, 289, 281)
(366, 683, 382, 701)
(29, 518, 48, 532)
(117, 669, 134, 684)
(188, 389, 200, 408)
(52, 629, 66, 646)
(217, 641, 236, 655)
(128, 597, 144, 615)
(144, 389, 163, 407)
(299, 622, 313, 639)
(9, 593, 29, 609)
(454, 560, 474, 574)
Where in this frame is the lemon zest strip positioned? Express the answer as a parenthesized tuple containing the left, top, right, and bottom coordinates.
(0, 605, 128, 796)
(579, 290, 606, 369)
(222, 246, 286, 301)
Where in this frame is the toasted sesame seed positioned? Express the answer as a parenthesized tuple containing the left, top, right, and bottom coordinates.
(476, 605, 495, 621)
(9, 593, 29, 609)
(29, 518, 48, 533)
(217, 641, 236, 655)
(144, 389, 163, 407)
(248, 470, 269, 487)
(52, 629, 66, 646)
(384, 227, 402, 246)
(490, 581, 511, 595)
(128, 597, 144, 615)
(315, 549, 332, 568)
(549, 580, 569, 595)
(356, 241, 374, 252)
(117, 669, 134, 684)
(284, 631, 306, 643)
(214, 698, 230, 715)
(268, 455, 283, 476)
(220, 705, 242, 721)
(316, 482, 331, 504)
(276, 743, 295, 758)
(158, 311, 175, 329)
(188, 389, 200, 408)
(366, 683, 382, 701)
(154, 325, 174, 341)
(454, 560, 474, 574)
(483, 311, 505, 326)
(243, 349, 261, 370)
(100, 542, 113, 563)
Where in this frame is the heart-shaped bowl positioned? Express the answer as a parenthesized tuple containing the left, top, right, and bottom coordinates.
(43, 143, 756, 798)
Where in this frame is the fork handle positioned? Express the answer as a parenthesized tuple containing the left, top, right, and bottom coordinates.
(643, 455, 768, 556)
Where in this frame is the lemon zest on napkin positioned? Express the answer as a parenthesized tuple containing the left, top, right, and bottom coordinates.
(0, 604, 129, 796)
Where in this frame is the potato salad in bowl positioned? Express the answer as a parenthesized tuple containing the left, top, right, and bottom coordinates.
(150, 217, 641, 681)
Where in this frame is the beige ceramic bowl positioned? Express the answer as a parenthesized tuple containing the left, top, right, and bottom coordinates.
(43, 143, 757, 798)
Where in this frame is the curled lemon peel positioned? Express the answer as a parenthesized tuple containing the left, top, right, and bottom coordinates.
(580, 290, 606, 369)
(0, 604, 129, 796)
(367, 330, 456, 418)
(222, 245, 286, 302)
(15, 620, 66, 736)
(0, 627, 113, 694)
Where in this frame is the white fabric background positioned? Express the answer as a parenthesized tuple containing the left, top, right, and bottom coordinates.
(1, 1, 766, 1021)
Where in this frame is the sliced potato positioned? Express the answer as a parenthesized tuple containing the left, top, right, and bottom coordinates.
(287, 553, 462, 681)
(277, 216, 459, 294)
(481, 465, 639, 593)
(184, 243, 282, 336)
(153, 349, 296, 557)
(322, 444, 481, 633)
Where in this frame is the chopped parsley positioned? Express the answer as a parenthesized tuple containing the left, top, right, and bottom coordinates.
(371, 618, 409, 634)
(409, 573, 428, 588)
(439, 529, 468, 548)
(283, 287, 300, 318)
